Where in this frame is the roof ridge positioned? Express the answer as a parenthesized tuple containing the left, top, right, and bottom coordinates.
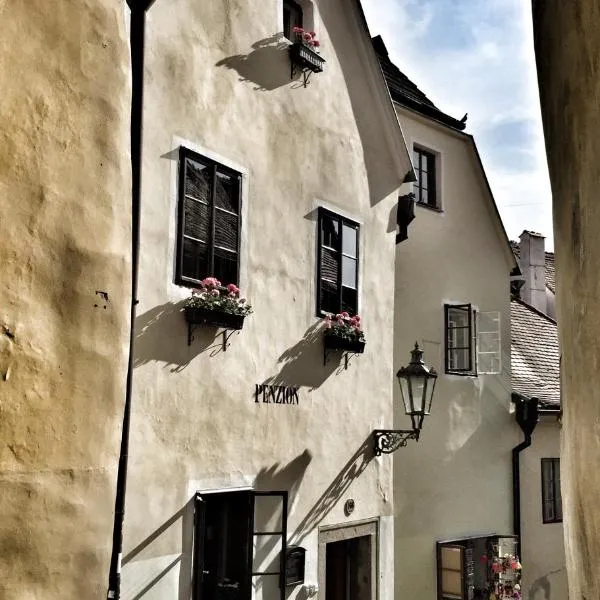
(512, 297, 557, 325)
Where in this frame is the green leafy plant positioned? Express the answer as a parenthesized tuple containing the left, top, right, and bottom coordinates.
(185, 277, 253, 316)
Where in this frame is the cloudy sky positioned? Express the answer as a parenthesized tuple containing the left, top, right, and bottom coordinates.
(362, 0, 554, 249)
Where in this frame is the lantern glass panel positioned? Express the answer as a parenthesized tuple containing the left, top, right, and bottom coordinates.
(409, 375, 426, 414)
(399, 377, 412, 415)
(424, 377, 436, 414)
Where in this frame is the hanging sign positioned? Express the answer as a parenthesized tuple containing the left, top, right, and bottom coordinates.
(255, 384, 300, 405)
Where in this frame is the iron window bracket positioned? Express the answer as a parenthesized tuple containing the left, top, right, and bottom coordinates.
(373, 429, 420, 456)
(289, 43, 325, 88)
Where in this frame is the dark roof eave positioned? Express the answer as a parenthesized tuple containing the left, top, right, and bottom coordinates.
(392, 93, 467, 131)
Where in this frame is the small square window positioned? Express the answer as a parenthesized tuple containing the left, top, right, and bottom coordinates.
(413, 147, 438, 209)
(176, 148, 242, 287)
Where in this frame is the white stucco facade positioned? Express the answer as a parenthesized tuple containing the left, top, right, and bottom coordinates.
(120, 2, 411, 600)
(392, 106, 519, 599)
(520, 419, 567, 600)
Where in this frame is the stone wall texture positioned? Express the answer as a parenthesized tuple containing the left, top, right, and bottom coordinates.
(533, 1, 600, 598)
(0, 1, 131, 597)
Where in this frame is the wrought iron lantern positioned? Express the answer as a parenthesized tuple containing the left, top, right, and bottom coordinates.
(373, 342, 438, 455)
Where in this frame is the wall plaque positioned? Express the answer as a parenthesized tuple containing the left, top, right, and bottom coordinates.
(255, 384, 299, 405)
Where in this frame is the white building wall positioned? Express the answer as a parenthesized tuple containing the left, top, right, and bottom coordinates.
(119, 1, 408, 599)
(393, 107, 519, 599)
(520, 419, 567, 600)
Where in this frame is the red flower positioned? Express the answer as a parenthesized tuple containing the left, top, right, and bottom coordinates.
(312, 40, 321, 47)
(309, 31, 317, 37)
(293, 26, 304, 33)
(303, 32, 313, 41)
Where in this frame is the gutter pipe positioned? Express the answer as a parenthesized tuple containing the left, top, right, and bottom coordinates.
(107, 1, 154, 597)
(512, 393, 539, 557)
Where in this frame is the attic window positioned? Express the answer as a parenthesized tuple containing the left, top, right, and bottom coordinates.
(283, 0, 303, 40)
(413, 146, 438, 209)
(282, 0, 315, 41)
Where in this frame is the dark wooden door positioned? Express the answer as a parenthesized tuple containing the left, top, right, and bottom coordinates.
(325, 537, 372, 600)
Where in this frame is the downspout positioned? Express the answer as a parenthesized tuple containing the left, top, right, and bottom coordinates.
(512, 394, 539, 556)
(107, 1, 154, 598)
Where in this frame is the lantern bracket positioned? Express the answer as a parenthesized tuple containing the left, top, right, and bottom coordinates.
(373, 429, 420, 456)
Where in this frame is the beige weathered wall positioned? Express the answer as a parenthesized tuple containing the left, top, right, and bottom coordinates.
(533, 2, 600, 598)
(520, 420, 567, 600)
(0, 1, 131, 598)
(393, 108, 518, 599)
(120, 1, 405, 599)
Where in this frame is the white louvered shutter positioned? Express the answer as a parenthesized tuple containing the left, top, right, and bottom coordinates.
(476, 311, 501, 374)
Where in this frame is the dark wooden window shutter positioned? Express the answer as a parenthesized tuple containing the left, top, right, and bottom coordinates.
(317, 208, 359, 317)
(436, 542, 469, 600)
(283, 0, 303, 40)
(193, 494, 207, 600)
(177, 147, 241, 287)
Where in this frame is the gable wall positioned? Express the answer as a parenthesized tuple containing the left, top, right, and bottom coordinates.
(393, 107, 519, 599)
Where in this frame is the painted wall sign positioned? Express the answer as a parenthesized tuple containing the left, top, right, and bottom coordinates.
(255, 384, 300, 405)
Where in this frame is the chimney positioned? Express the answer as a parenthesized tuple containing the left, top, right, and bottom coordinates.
(519, 231, 547, 313)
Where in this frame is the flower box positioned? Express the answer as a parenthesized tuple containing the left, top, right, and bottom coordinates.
(183, 278, 252, 345)
(184, 307, 245, 331)
(289, 42, 325, 74)
(324, 333, 366, 354)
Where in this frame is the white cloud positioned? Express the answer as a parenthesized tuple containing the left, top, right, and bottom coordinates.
(362, 0, 554, 248)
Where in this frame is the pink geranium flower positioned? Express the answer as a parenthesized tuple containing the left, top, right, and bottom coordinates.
(227, 283, 240, 297)
(312, 40, 320, 47)
(210, 289, 220, 297)
(293, 26, 304, 33)
(202, 277, 221, 289)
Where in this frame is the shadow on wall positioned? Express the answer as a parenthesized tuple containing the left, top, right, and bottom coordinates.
(318, 0, 406, 206)
(528, 569, 565, 600)
(252, 450, 313, 580)
(261, 322, 348, 391)
(134, 301, 239, 371)
(291, 436, 374, 543)
(216, 34, 302, 91)
(121, 500, 194, 600)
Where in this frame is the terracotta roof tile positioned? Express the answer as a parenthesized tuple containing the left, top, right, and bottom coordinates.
(511, 298, 560, 407)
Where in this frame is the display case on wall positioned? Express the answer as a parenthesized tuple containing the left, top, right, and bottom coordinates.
(437, 534, 522, 600)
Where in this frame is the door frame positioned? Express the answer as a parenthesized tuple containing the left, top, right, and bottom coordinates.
(318, 519, 379, 600)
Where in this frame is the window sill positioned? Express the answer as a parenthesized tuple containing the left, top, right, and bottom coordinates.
(542, 519, 563, 525)
(416, 202, 443, 213)
(445, 371, 478, 378)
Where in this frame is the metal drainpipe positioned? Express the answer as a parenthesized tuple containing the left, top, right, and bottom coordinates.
(107, 1, 154, 597)
(512, 394, 539, 558)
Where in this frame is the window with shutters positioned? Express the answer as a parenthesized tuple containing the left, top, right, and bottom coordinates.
(541, 458, 562, 523)
(193, 490, 288, 600)
(316, 208, 359, 317)
(176, 147, 242, 287)
(445, 305, 501, 376)
(413, 146, 438, 209)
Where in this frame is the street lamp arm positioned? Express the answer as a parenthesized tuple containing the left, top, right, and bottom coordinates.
(373, 429, 420, 456)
